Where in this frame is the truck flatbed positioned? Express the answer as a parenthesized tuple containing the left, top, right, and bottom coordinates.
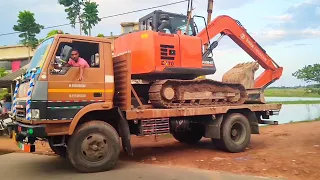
(125, 103, 281, 120)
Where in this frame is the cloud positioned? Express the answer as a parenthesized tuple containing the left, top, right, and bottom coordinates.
(264, 14, 293, 23)
(301, 27, 320, 37)
(250, 0, 320, 46)
(285, 43, 309, 48)
(214, 0, 256, 10)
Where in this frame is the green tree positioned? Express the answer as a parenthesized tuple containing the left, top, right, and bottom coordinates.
(58, 0, 83, 34)
(292, 64, 320, 84)
(293, 64, 320, 94)
(96, 33, 105, 37)
(0, 67, 8, 78)
(0, 68, 8, 99)
(13, 10, 44, 60)
(39, 30, 64, 43)
(58, 0, 100, 36)
(47, 29, 64, 37)
(81, 1, 101, 36)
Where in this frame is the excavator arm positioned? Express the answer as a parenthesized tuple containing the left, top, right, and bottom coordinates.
(197, 15, 283, 89)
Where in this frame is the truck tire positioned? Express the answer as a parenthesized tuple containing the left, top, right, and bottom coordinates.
(212, 113, 251, 153)
(48, 138, 67, 158)
(211, 138, 226, 151)
(67, 120, 120, 173)
(172, 130, 202, 144)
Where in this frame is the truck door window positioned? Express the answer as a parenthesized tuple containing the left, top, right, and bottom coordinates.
(50, 41, 100, 75)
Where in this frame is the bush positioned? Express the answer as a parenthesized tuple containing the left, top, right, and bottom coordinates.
(0, 89, 8, 100)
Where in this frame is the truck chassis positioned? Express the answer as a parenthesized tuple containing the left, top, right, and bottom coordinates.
(10, 53, 281, 173)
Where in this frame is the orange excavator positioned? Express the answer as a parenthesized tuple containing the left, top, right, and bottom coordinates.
(113, 4, 283, 108)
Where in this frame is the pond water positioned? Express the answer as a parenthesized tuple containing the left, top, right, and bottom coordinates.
(264, 97, 320, 124)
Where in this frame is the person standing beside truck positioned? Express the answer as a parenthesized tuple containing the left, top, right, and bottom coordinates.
(65, 48, 90, 81)
(0, 95, 11, 113)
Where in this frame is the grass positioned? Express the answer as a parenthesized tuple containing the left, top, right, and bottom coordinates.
(287, 116, 320, 124)
(268, 100, 320, 104)
(265, 88, 320, 98)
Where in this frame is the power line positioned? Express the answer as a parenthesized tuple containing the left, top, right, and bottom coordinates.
(0, 0, 188, 37)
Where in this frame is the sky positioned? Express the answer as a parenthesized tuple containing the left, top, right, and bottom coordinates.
(0, 0, 319, 87)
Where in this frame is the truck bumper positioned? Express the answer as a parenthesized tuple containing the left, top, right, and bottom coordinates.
(9, 122, 47, 153)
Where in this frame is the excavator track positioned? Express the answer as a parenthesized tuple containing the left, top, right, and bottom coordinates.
(148, 79, 247, 108)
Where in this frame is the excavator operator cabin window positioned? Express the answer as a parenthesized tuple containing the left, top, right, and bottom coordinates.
(50, 41, 100, 75)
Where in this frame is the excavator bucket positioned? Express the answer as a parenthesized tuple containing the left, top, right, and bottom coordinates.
(222, 62, 259, 89)
(221, 62, 266, 104)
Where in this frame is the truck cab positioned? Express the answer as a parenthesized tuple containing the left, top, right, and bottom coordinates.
(13, 34, 114, 123)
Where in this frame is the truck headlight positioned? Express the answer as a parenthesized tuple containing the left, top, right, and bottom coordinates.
(31, 109, 40, 119)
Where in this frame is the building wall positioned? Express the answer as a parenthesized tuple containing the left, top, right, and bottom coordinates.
(0, 45, 34, 72)
(0, 59, 29, 72)
(0, 45, 34, 61)
(121, 22, 139, 33)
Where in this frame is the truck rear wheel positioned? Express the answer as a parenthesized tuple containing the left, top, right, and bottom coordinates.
(67, 120, 120, 173)
(172, 130, 203, 144)
(212, 113, 251, 153)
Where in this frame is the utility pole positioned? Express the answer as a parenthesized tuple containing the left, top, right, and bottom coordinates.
(186, 0, 193, 35)
(204, 0, 214, 50)
(199, 0, 214, 80)
(207, 0, 214, 25)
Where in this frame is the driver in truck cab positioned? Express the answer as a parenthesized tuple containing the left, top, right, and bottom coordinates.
(65, 48, 90, 81)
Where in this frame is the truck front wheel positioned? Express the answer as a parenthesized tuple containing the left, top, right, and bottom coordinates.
(67, 120, 120, 173)
(49, 142, 67, 158)
(212, 113, 251, 153)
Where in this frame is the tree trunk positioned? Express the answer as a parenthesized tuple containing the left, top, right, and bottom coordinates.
(28, 47, 31, 61)
(79, 15, 82, 35)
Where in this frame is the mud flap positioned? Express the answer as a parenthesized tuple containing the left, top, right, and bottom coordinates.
(115, 107, 133, 156)
(204, 115, 223, 139)
(246, 111, 260, 134)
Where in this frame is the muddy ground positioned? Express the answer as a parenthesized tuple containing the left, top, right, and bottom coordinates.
(0, 121, 319, 180)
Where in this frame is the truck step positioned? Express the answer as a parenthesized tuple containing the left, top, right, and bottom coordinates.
(259, 120, 279, 125)
(140, 118, 170, 136)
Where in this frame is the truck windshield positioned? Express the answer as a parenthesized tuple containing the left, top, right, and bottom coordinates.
(27, 37, 54, 72)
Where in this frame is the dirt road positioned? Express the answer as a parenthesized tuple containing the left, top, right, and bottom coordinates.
(1, 121, 319, 180)
(0, 153, 276, 180)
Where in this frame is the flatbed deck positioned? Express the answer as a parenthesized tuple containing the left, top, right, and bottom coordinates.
(126, 103, 282, 120)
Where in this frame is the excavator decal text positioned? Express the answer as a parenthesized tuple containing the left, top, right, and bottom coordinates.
(240, 33, 267, 62)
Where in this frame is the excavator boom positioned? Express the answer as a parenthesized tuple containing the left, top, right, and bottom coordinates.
(197, 15, 283, 89)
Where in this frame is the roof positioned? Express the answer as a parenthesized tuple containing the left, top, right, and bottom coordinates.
(0, 44, 25, 49)
(54, 34, 114, 44)
(0, 68, 27, 88)
(121, 22, 139, 27)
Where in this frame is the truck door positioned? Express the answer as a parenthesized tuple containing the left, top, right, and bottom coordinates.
(46, 39, 105, 120)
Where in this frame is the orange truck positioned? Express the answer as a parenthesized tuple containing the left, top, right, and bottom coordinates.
(10, 10, 282, 173)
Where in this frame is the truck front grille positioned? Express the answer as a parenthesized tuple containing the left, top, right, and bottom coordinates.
(16, 108, 26, 118)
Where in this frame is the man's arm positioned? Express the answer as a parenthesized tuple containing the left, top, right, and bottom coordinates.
(64, 60, 72, 67)
(78, 65, 85, 81)
(64, 63, 72, 67)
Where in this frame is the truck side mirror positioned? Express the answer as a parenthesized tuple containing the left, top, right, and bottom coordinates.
(60, 45, 72, 62)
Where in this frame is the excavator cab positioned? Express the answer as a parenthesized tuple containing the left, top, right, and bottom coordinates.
(138, 10, 197, 36)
